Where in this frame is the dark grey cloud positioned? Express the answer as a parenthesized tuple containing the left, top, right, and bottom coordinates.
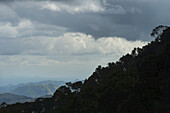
(0, 0, 72, 1)
(1, 0, 170, 41)
(2, 0, 169, 85)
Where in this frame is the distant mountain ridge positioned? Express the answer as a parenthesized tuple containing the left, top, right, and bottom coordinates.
(0, 93, 34, 105)
(11, 84, 59, 98)
(0, 80, 65, 98)
(17, 80, 65, 86)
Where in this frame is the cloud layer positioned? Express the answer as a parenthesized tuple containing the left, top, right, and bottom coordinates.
(0, 31, 147, 84)
(42, 0, 126, 15)
(1, 0, 170, 41)
(0, 20, 147, 56)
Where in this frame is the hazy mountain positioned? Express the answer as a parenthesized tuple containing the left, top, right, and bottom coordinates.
(18, 80, 65, 86)
(11, 84, 59, 98)
(0, 93, 34, 105)
(0, 85, 20, 94)
(0, 80, 65, 98)
(1, 26, 170, 113)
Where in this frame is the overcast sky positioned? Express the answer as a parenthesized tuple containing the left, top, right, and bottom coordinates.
(0, 0, 169, 86)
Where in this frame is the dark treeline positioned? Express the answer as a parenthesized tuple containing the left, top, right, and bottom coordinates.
(0, 26, 170, 113)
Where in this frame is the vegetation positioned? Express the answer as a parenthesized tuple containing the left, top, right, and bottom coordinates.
(0, 26, 170, 113)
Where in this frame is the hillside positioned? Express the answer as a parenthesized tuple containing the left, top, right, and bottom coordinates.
(0, 80, 65, 98)
(11, 84, 59, 98)
(0, 26, 170, 113)
(0, 93, 34, 105)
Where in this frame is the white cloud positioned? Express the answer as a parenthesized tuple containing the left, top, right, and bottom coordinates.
(42, 2, 61, 12)
(0, 33, 148, 82)
(0, 22, 18, 38)
(42, 1, 105, 14)
(0, 31, 148, 56)
(0, 19, 67, 38)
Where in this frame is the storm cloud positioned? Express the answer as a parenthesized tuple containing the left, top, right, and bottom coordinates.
(0, 0, 170, 40)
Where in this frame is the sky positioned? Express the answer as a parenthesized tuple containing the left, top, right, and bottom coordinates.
(0, 0, 170, 86)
